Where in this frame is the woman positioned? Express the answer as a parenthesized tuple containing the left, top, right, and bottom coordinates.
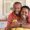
(20, 6, 30, 28)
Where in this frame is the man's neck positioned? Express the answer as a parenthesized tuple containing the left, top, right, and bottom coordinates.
(14, 12, 20, 17)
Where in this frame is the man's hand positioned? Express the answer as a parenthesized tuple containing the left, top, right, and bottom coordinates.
(10, 19, 20, 27)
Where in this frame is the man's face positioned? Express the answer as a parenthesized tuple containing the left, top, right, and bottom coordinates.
(21, 8, 28, 19)
(14, 4, 22, 15)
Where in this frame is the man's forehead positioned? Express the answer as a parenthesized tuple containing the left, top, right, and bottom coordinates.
(14, 4, 21, 8)
(15, 4, 21, 6)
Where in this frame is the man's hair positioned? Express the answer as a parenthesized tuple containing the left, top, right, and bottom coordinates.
(21, 6, 30, 10)
(14, 2, 21, 5)
(13, 2, 21, 7)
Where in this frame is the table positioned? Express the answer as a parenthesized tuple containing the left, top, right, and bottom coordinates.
(11, 27, 30, 30)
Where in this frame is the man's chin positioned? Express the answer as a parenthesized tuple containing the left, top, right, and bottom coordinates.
(15, 14, 20, 16)
(15, 12, 20, 16)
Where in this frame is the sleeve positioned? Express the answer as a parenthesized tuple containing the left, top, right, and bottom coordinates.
(5, 14, 13, 30)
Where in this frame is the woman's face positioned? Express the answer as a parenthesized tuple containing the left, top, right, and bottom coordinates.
(21, 8, 28, 18)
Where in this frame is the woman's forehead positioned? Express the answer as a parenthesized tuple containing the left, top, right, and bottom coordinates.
(22, 8, 29, 11)
(22, 8, 29, 10)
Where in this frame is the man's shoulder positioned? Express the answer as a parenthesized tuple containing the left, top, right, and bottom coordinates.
(8, 12, 14, 17)
(7, 12, 14, 20)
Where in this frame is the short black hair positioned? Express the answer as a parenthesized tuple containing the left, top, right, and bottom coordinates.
(21, 6, 30, 10)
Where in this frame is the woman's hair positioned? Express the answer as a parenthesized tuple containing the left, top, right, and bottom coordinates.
(21, 6, 30, 11)
(29, 8, 30, 11)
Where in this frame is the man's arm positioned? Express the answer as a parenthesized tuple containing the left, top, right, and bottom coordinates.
(5, 14, 13, 30)
(5, 14, 16, 30)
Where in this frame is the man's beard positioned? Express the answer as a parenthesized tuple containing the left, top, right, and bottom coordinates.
(14, 11, 20, 16)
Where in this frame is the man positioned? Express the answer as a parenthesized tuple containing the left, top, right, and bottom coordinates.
(5, 2, 22, 30)
(20, 6, 30, 28)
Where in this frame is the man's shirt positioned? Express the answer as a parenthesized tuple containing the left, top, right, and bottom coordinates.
(5, 12, 18, 30)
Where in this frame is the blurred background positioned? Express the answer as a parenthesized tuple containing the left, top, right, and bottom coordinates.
(0, 0, 30, 30)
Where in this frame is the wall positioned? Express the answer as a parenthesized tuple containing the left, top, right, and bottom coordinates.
(26, 0, 30, 8)
(0, 0, 26, 19)
(0, 0, 3, 18)
(3, 0, 26, 16)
